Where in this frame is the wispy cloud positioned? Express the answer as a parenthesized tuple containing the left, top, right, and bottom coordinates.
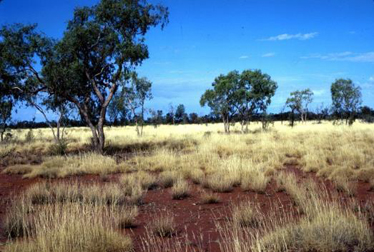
(301, 52, 374, 63)
(261, 32, 318, 41)
(262, 53, 275, 57)
(239, 55, 249, 59)
(369, 76, 374, 82)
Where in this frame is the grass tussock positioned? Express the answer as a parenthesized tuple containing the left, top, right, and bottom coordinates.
(171, 178, 190, 200)
(232, 201, 261, 228)
(204, 172, 235, 193)
(149, 212, 176, 238)
(158, 170, 179, 188)
(240, 170, 270, 193)
(116, 206, 139, 228)
(200, 191, 220, 204)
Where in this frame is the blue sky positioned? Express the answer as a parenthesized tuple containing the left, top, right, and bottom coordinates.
(1, 0, 374, 121)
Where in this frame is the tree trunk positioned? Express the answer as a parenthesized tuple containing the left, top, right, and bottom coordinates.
(135, 119, 140, 136)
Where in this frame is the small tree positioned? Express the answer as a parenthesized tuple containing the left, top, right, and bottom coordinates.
(285, 89, 314, 125)
(331, 79, 362, 125)
(122, 74, 152, 136)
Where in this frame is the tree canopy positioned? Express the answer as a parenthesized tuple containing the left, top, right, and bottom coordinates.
(285, 89, 314, 125)
(331, 79, 362, 125)
(200, 70, 277, 133)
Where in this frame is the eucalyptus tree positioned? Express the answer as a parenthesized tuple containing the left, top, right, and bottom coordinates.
(285, 89, 314, 125)
(1, 0, 168, 153)
(235, 70, 277, 132)
(200, 70, 277, 133)
(121, 73, 152, 136)
(331, 79, 361, 125)
(200, 71, 239, 133)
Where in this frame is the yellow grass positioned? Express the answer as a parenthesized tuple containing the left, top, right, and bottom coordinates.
(3, 183, 133, 252)
(2, 121, 374, 251)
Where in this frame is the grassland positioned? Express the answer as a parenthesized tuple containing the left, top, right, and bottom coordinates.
(0, 121, 374, 251)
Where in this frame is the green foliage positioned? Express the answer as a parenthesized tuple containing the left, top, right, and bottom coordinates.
(1, 0, 168, 153)
(331, 79, 362, 125)
(200, 70, 277, 132)
(285, 89, 314, 126)
(175, 104, 187, 123)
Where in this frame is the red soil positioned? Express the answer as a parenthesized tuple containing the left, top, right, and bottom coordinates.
(0, 166, 373, 251)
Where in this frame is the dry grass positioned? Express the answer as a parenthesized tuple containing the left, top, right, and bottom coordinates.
(255, 209, 373, 252)
(171, 178, 190, 200)
(187, 168, 205, 184)
(218, 179, 374, 252)
(3, 153, 129, 178)
(204, 172, 235, 192)
(23, 181, 129, 206)
(3, 122, 374, 251)
(240, 170, 270, 193)
(333, 177, 357, 196)
(200, 191, 221, 204)
(4, 203, 133, 252)
(158, 170, 179, 188)
(232, 201, 261, 228)
(116, 206, 139, 228)
(149, 212, 176, 237)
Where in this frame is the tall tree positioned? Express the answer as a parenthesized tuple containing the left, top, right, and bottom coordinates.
(1, 0, 168, 153)
(331, 79, 362, 125)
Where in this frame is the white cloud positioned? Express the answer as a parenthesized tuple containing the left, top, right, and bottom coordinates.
(301, 51, 374, 63)
(239, 55, 249, 59)
(262, 32, 318, 41)
(369, 76, 374, 82)
(262, 53, 275, 57)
